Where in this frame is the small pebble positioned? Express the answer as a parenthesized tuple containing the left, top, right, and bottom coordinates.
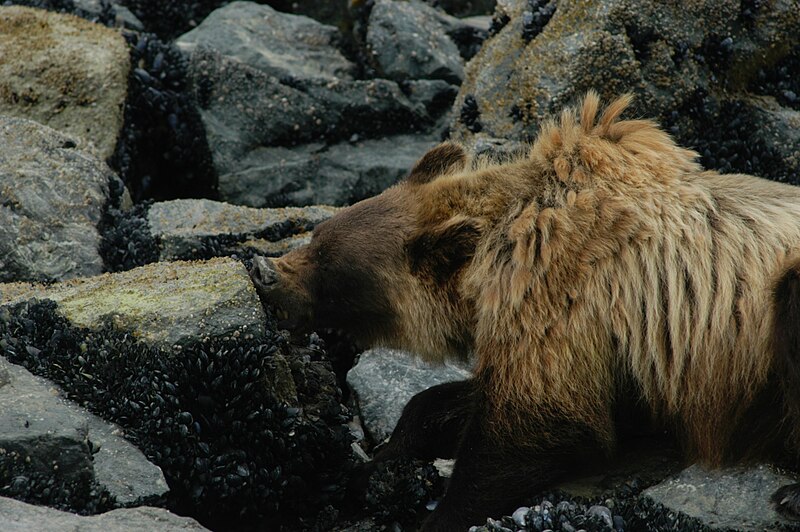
(512, 506, 529, 527)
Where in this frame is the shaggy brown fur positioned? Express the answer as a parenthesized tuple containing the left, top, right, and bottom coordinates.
(251, 92, 800, 530)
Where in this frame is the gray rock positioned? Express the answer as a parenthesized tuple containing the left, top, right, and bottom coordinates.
(0, 357, 167, 505)
(346, 348, 472, 442)
(450, 0, 800, 159)
(147, 199, 338, 260)
(176, 2, 355, 81)
(185, 49, 444, 181)
(367, 0, 464, 84)
(73, 0, 144, 30)
(0, 496, 208, 531)
(644, 463, 798, 531)
(0, 6, 130, 159)
(219, 134, 441, 207)
(0, 258, 266, 348)
(0, 116, 126, 284)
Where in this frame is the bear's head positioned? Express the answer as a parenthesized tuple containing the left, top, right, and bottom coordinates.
(250, 143, 482, 362)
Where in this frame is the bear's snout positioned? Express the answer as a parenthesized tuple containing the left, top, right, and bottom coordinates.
(249, 254, 313, 332)
(250, 255, 278, 292)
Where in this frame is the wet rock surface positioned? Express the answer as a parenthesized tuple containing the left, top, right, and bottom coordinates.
(175, 1, 458, 209)
(0, 116, 127, 284)
(347, 348, 471, 442)
(0, 356, 167, 509)
(184, 49, 448, 195)
(0, 496, 208, 532)
(2, 0, 800, 529)
(0, 5, 130, 159)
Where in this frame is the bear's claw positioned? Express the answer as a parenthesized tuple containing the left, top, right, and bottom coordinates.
(772, 483, 800, 520)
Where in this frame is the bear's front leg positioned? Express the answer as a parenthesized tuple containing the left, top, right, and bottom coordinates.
(376, 379, 475, 462)
(348, 380, 475, 505)
(421, 394, 609, 532)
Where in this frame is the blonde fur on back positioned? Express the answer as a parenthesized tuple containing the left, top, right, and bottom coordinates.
(416, 92, 800, 462)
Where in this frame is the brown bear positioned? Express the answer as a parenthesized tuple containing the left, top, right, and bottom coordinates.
(250, 92, 800, 530)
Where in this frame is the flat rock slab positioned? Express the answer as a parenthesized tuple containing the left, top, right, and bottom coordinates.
(0, 258, 266, 347)
(0, 115, 125, 284)
(176, 1, 354, 81)
(0, 357, 167, 505)
(0, 5, 130, 159)
(346, 348, 471, 442)
(644, 463, 798, 530)
(147, 199, 338, 260)
(0, 496, 208, 531)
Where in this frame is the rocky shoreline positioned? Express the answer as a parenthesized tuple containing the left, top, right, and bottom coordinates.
(1, 0, 799, 530)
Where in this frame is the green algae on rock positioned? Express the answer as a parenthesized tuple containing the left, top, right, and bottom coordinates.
(0, 258, 265, 347)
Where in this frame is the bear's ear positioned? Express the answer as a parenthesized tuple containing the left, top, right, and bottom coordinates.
(406, 142, 468, 185)
(408, 215, 482, 283)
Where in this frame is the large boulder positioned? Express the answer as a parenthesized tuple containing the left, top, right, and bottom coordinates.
(0, 5, 130, 160)
(176, 2, 355, 81)
(0, 258, 265, 347)
(0, 116, 127, 284)
(183, 49, 450, 184)
(101, 200, 338, 273)
(0, 497, 208, 532)
(175, 2, 457, 208)
(0, 259, 354, 528)
(0, 356, 168, 508)
(450, 0, 800, 181)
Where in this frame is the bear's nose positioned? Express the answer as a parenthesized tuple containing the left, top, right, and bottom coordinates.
(250, 255, 279, 292)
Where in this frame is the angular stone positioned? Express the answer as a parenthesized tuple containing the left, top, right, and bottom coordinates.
(0, 258, 266, 347)
(175, 1, 355, 81)
(644, 464, 799, 531)
(146, 199, 338, 260)
(367, 0, 464, 84)
(346, 348, 471, 442)
(0, 496, 208, 531)
(0, 116, 126, 283)
(0, 6, 130, 159)
(0, 357, 168, 506)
